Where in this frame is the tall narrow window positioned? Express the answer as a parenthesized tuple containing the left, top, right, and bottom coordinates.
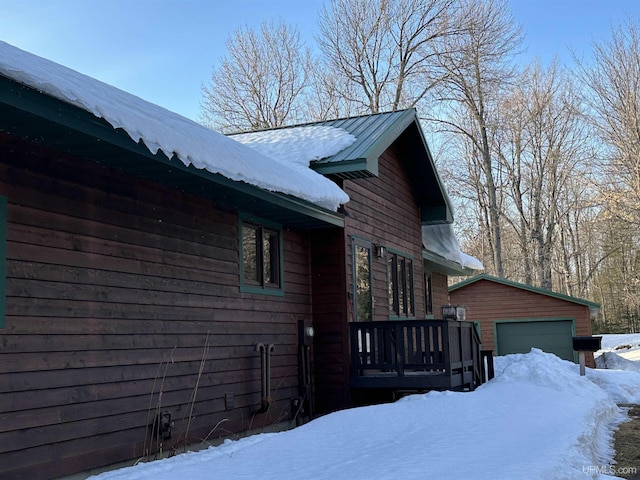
(240, 215, 283, 295)
(388, 251, 414, 318)
(424, 272, 433, 316)
(353, 238, 372, 322)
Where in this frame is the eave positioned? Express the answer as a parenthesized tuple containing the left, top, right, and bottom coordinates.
(310, 109, 454, 224)
(423, 250, 475, 277)
(0, 74, 343, 230)
(449, 274, 601, 317)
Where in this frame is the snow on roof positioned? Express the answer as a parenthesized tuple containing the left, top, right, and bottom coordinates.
(0, 41, 351, 211)
(233, 126, 356, 168)
(422, 223, 484, 271)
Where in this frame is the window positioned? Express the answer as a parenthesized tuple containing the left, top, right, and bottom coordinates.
(424, 272, 433, 316)
(0, 196, 5, 328)
(388, 251, 414, 318)
(352, 237, 372, 322)
(239, 214, 283, 295)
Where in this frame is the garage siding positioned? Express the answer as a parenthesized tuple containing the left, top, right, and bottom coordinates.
(449, 277, 596, 366)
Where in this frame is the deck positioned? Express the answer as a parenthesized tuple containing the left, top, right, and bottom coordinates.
(349, 319, 485, 392)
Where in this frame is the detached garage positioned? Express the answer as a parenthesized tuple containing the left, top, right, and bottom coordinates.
(449, 274, 600, 365)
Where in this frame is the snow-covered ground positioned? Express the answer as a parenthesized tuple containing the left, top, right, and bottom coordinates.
(89, 338, 640, 480)
(597, 334, 640, 362)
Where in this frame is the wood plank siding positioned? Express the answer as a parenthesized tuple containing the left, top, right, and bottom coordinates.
(308, 143, 436, 412)
(0, 134, 311, 479)
(309, 228, 348, 414)
(430, 272, 449, 315)
(448, 279, 594, 365)
(343, 144, 426, 320)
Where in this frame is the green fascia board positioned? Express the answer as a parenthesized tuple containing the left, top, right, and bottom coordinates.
(410, 118, 455, 224)
(449, 273, 601, 314)
(422, 250, 475, 277)
(0, 75, 343, 230)
(311, 109, 417, 169)
(312, 109, 454, 224)
(311, 157, 377, 177)
(421, 205, 453, 225)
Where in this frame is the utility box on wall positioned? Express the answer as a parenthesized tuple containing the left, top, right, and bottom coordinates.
(441, 305, 466, 321)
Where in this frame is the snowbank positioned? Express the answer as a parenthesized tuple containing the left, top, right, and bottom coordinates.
(90, 349, 634, 480)
(596, 352, 640, 374)
(596, 334, 640, 362)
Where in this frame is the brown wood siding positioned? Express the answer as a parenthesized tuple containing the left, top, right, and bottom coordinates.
(0, 135, 310, 479)
(431, 272, 450, 316)
(343, 145, 425, 322)
(309, 228, 349, 414)
(449, 279, 594, 364)
(310, 143, 439, 413)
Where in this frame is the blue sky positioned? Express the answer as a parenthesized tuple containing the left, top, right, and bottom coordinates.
(1, 0, 638, 121)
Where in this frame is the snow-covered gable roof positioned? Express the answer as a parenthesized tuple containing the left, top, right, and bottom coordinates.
(234, 110, 455, 225)
(233, 126, 356, 169)
(0, 41, 351, 211)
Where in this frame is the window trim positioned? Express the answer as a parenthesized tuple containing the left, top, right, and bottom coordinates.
(239, 213, 284, 296)
(387, 248, 415, 320)
(0, 196, 5, 329)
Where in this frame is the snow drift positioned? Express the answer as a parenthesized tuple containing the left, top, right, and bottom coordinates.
(90, 349, 634, 480)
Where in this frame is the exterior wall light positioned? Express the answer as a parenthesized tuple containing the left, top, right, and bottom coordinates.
(374, 244, 386, 258)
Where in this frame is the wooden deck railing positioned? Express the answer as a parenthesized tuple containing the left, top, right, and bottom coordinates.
(349, 319, 483, 391)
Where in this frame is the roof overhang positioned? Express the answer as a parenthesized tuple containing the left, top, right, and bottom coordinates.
(0, 75, 343, 230)
(423, 250, 476, 277)
(310, 109, 454, 224)
(449, 274, 601, 317)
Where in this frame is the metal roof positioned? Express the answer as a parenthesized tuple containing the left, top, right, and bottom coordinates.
(268, 109, 454, 224)
(310, 109, 417, 173)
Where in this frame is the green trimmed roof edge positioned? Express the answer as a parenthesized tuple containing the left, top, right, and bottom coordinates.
(422, 250, 475, 277)
(0, 74, 344, 229)
(448, 273, 601, 310)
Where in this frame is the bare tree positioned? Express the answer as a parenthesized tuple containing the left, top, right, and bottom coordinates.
(304, 62, 362, 121)
(432, 0, 522, 278)
(317, 0, 458, 114)
(578, 17, 640, 331)
(503, 61, 590, 290)
(200, 20, 313, 132)
(580, 17, 640, 224)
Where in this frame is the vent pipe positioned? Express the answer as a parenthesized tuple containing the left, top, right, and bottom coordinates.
(254, 343, 275, 414)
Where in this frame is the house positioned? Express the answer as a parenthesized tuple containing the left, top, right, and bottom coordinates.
(449, 274, 600, 365)
(0, 41, 481, 480)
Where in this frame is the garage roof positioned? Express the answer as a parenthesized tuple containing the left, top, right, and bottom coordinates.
(449, 274, 600, 317)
